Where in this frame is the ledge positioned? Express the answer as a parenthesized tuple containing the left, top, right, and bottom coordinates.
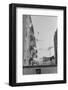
(23, 64, 57, 68)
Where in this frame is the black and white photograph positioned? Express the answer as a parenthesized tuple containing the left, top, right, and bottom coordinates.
(23, 15, 57, 75)
(9, 3, 66, 86)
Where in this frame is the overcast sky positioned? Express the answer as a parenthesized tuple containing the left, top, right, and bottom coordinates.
(31, 15, 57, 58)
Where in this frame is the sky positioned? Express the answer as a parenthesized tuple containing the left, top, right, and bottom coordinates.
(31, 15, 57, 58)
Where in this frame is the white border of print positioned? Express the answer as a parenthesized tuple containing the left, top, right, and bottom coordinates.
(16, 7, 63, 83)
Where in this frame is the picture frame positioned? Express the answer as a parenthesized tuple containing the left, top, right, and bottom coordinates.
(9, 3, 66, 86)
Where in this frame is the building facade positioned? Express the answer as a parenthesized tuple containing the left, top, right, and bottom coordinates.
(23, 15, 37, 66)
(54, 30, 57, 64)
